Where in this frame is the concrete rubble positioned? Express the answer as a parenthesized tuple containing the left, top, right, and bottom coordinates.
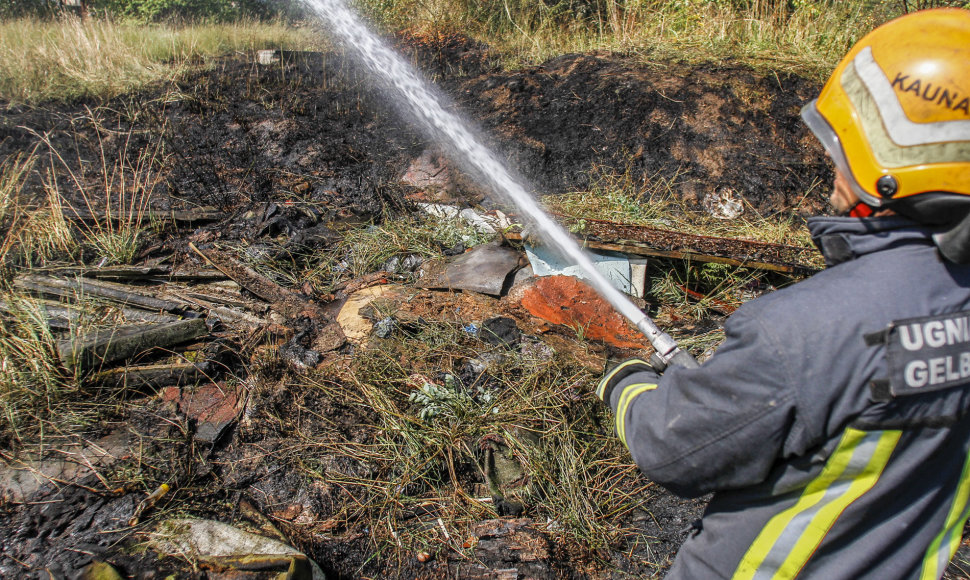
(0, 431, 129, 503)
(149, 518, 326, 579)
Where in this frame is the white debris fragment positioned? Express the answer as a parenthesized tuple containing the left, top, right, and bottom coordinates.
(525, 244, 636, 296)
(417, 203, 514, 236)
(703, 188, 744, 219)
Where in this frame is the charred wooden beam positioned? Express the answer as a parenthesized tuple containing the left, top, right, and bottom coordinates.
(180, 290, 261, 311)
(14, 274, 197, 316)
(583, 240, 812, 274)
(509, 215, 821, 274)
(0, 298, 179, 331)
(33, 266, 230, 283)
(58, 318, 209, 371)
(92, 361, 210, 389)
(174, 293, 269, 329)
(164, 269, 232, 282)
(36, 265, 172, 280)
(63, 206, 223, 225)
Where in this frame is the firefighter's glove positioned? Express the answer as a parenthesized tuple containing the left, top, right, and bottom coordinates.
(596, 358, 661, 406)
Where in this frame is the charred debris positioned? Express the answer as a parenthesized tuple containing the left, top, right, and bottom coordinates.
(0, 36, 829, 579)
(0, 191, 816, 577)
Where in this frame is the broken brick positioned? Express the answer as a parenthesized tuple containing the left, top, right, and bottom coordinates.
(163, 383, 245, 443)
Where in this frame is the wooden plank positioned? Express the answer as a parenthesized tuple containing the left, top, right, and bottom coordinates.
(92, 361, 209, 389)
(35, 266, 230, 283)
(505, 232, 818, 274)
(582, 240, 814, 274)
(57, 318, 209, 371)
(0, 298, 179, 330)
(14, 274, 196, 316)
(174, 293, 268, 328)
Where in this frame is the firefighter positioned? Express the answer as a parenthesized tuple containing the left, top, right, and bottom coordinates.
(598, 8, 970, 579)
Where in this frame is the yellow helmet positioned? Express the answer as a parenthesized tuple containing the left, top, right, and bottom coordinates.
(802, 7, 970, 256)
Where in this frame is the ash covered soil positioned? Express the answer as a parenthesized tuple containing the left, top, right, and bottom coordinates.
(0, 33, 832, 219)
(7, 32, 961, 580)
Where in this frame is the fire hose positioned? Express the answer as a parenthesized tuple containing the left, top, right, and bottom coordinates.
(631, 313, 700, 370)
(310, 0, 701, 370)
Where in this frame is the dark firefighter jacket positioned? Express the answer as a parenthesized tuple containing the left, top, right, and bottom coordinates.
(598, 216, 970, 579)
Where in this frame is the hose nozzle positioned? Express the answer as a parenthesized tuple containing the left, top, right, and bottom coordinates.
(634, 314, 699, 369)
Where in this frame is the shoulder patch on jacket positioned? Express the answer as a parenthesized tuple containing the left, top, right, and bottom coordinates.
(867, 310, 970, 397)
(817, 234, 854, 266)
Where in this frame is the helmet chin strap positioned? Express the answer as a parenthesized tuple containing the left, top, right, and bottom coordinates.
(847, 201, 875, 218)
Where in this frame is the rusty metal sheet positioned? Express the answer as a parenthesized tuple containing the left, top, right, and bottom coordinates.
(417, 243, 523, 296)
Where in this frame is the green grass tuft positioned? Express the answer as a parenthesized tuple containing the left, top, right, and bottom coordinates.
(0, 292, 79, 444)
(0, 153, 77, 272)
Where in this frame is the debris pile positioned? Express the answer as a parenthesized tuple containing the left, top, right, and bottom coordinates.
(0, 36, 844, 578)
(0, 182, 827, 573)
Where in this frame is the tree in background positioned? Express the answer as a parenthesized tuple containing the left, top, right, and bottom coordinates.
(2, 0, 968, 25)
(87, 0, 307, 20)
(0, 0, 306, 20)
(0, 0, 62, 18)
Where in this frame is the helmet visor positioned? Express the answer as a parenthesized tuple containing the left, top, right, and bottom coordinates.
(801, 100, 884, 208)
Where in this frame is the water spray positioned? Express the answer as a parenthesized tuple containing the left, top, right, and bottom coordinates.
(304, 0, 698, 369)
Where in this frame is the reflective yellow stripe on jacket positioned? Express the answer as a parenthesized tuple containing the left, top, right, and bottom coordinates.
(732, 428, 901, 580)
(615, 382, 658, 447)
(920, 445, 970, 580)
(596, 359, 650, 400)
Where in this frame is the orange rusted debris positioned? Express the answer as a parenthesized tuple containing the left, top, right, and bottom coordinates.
(161, 383, 245, 443)
(514, 275, 650, 350)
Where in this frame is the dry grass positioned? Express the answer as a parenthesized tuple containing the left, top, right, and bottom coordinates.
(32, 116, 168, 266)
(0, 153, 76, 272)
(545, 165, 822, 251)
(364, 0, 892, 77)
(0, 16, 317, 102)
(0, 292, 81, 443)
(288, 317, 653, 567)
(0, 2, 901, 103)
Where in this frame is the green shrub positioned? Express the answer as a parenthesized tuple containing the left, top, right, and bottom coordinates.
(0, 0, 60, 19)
(85, 0, 308, 22)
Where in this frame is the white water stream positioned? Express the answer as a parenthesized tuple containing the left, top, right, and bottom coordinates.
(302, 0, 682, 358)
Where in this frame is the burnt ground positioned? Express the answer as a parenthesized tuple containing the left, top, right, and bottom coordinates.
(0, 33, 831, 221)
(5, 31, 957, 580)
